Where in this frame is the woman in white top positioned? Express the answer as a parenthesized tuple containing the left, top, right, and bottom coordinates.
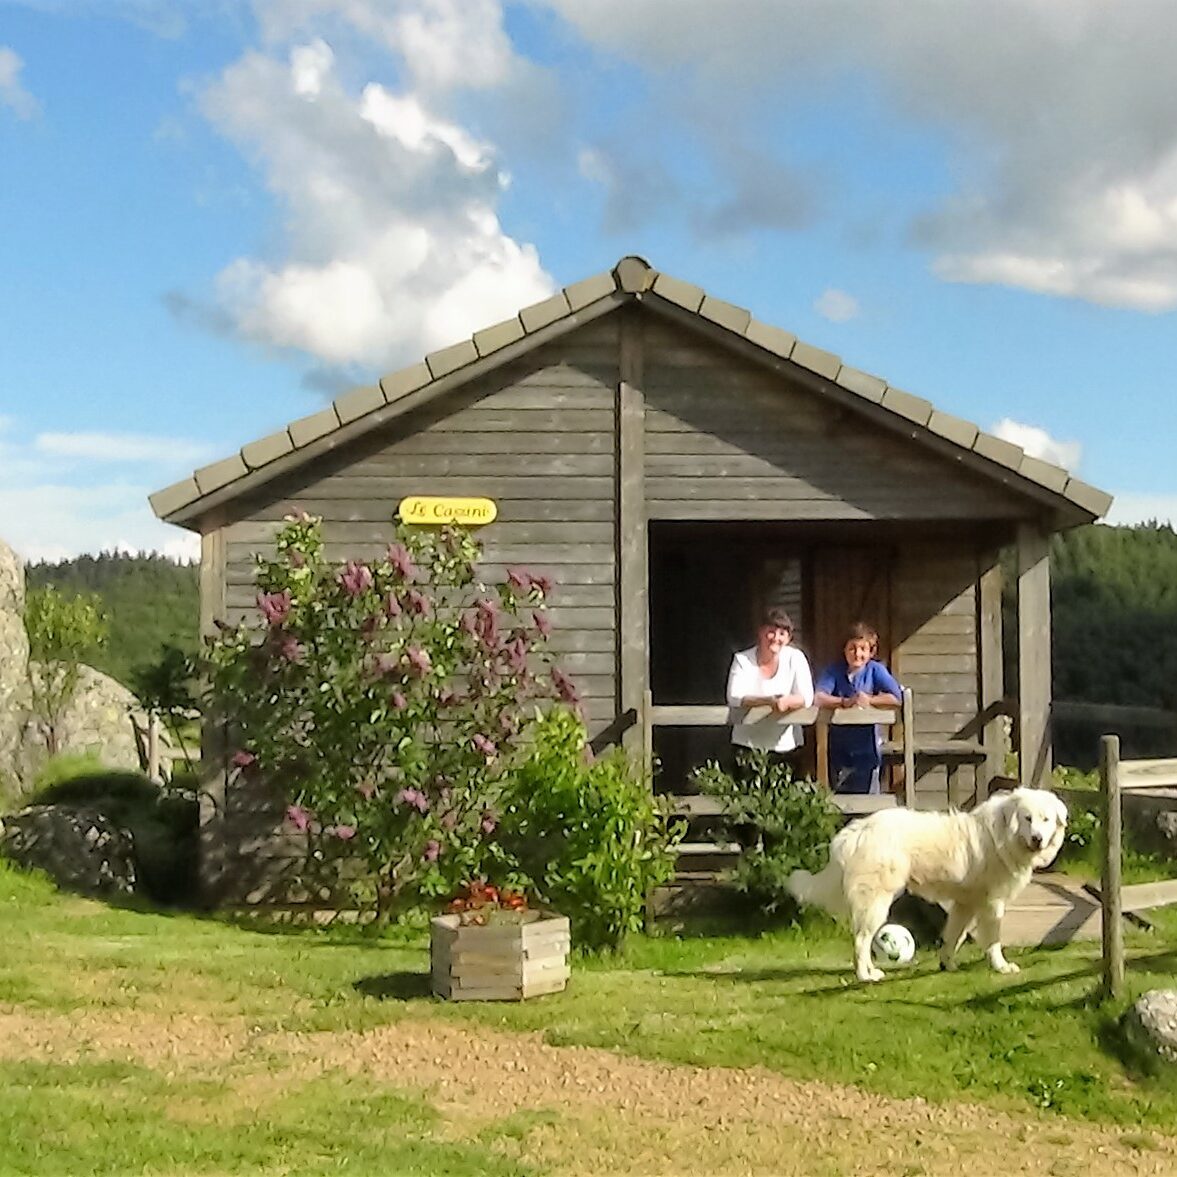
(725, 607, 815, 769)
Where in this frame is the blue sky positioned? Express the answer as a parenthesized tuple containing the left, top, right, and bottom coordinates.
(2, 0, 1176, 561)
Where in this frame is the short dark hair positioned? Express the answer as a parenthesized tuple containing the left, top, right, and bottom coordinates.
(843, 621, 879, 653)
(760, 607, 794, 633)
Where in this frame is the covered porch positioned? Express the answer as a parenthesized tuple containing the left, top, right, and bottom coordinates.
(635, 515, 1055, 814)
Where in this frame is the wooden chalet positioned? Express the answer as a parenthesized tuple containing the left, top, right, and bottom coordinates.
(151, 256, 1112, 906)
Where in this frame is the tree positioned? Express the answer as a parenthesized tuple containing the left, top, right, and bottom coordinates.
(24, 586, 109, 755)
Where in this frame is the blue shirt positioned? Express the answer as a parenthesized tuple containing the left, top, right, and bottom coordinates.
(814, 659, 902, 761)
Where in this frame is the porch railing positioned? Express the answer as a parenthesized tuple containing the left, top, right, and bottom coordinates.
(642, 688, 918, 809)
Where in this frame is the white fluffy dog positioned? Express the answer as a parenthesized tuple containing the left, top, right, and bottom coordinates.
(787, 788, 1068, 982)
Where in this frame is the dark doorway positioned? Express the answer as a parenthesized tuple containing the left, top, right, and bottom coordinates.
(648, 522, 809, 792)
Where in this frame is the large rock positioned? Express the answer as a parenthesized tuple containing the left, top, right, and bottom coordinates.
(20, 664, 160, 784)
(1125, 989, 1177, 1068)
(0, 805, 137, 897)
(0, 540, 29, 805)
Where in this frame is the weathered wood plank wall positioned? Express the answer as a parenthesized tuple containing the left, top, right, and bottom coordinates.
(208, 320, 621, 903)
(641, 319, 1025, 522)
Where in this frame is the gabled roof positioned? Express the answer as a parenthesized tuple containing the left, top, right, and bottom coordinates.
(150, 255, 1113, 528)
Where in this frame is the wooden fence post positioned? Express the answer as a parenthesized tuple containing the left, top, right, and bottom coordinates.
(147, 712, 162, 784)
(1099, 733, 1124, 1001)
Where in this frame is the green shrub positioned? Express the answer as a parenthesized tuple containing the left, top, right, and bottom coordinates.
(499, 708, 682, 952)
(32, 751, 109, 795)
(691, 752, 842, 914)
(207, 515, 572, 921)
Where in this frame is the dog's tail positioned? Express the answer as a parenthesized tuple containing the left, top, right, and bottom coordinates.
(786, 860, 848, 918)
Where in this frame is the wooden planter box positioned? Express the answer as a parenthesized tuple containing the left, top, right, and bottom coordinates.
(430, 911, 571, 1001)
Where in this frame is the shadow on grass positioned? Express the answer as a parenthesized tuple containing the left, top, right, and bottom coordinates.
(354, 971, 433, 1001)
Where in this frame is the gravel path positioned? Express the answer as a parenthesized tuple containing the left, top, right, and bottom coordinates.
(4, 1006, 1176, 1175)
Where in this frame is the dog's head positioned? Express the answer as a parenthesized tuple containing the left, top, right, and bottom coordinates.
(1004, 788, 1068, 867)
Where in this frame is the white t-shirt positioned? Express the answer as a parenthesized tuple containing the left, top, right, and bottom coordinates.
(725, 645, 815, 753)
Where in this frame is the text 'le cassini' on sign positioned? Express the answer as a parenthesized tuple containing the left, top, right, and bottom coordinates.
(397, 496, 498, 526)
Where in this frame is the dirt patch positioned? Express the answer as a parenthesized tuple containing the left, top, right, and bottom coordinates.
(276, 1019, 1177, 1176)
(3, 1003, 1175, 1175)
(0, 1006, 249, 1070)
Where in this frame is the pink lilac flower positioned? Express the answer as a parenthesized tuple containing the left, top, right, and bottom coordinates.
(390, 690, 408, 710)
(532, 610, 552, 639)
(286, 805, 312, 833)
(331, 824, 357, 841)
(472, 733, 497, 758)
(531, 573, 553, 597)
(405, 588, 430, 616)
(373, 652, 398, 677)
(459, 609, 478, 636)
(383, 592, 402, 619)
(257, 589, 292, 627)
(397, 787, 430, 814)
(552, 667, 580, 705)
(505, 636, 528, 675)
(423, 840, 441, 863)
(338, 561, 374, 597)
(386, 543, 418, 581)
(475, 599, 500, 647)
(506, 567, 531, 591)
(406, 646, 432, 676)
(437, 687, 454, 707)
(480, 812, 497, 835)
(231, 749, 257, 769)
(279, 634, 305, 663)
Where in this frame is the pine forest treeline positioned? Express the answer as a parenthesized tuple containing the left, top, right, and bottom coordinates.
(26, 552, 199, 688)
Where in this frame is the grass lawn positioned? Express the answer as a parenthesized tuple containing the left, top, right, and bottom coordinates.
(2, 859, 1177, 1174)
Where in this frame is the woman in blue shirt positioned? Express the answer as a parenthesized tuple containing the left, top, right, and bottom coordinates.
(814, 622, 902, 795)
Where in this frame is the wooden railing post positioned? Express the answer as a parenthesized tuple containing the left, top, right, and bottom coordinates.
(816, 712, 830, 789)
(1100, 734, 1124, 1001)
(641, 688, 654, 786)
(901, 688, 916, 808)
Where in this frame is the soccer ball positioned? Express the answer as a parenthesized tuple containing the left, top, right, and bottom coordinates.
(872, 923, 916, 965)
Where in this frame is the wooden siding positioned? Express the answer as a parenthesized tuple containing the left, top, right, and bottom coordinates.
(641, 319, 1028, 522)
(223, 320, 620, 727)
(892, 543, 981, 808)
(211, 322, 620, 903)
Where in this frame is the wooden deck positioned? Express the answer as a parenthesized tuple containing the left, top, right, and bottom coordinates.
(1001, 874, 1102, 947)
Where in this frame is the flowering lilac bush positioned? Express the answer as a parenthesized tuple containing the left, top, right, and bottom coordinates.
(208, 514, 574, 919)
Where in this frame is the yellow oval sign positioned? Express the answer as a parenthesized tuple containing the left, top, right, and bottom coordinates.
(398, 496, 498, 526)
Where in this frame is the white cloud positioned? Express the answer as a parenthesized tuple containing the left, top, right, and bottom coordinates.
(990, 418, 1082, 471)
(0, 483, 200, 563)
(536, 0, 1177, 311)
(0, 424, 205, 562)
(34, 431, 216, 465)
(255, 0, 516, 92)
(814, 288, 860, 323)
(0, 45, 39, 119)
(1105, 493, 1177, 530)
(190, 13, 552, 371)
